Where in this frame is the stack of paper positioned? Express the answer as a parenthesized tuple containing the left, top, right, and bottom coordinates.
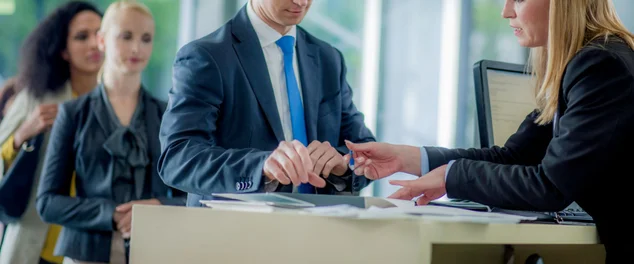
(368, 205, 537, 223)
(199, 199, 311, 214)
(199, 193, 536, 224)
(428, 199, 491, 211)
(301, 204, 537, 224)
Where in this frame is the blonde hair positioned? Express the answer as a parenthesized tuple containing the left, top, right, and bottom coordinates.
(530, 0, 634, 125)
(97, 0, 153, 82)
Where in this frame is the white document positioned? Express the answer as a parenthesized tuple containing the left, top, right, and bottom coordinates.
(368, 205, 537, 223)
(382, 198, 418, 208)
(202, 194, 536, 224)
(301, 204, 412, 220)
(300, 204, 536, 224)
(301, 205, 366, 217)
(199, 200, 281, 213)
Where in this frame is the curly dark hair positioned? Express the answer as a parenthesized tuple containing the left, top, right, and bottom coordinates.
(16, 1, 102, 98)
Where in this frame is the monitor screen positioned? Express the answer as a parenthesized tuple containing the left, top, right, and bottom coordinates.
(486, 69, 537, 146)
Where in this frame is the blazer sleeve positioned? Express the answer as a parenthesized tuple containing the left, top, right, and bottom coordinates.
(36, 103, 118, 231)
(444, 48, 633, 212)
(424, 109, 553, 170)
(158, 43, 271, 195)
(325, 48, 377, 193)
(0, 134, 42, 223)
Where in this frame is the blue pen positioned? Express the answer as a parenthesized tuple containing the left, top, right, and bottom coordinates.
(348, 150, 354, 170)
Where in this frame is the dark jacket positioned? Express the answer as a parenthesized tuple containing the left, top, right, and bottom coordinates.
(425, 37, 634, 262)
(36, 85, 186, 263)
(159, 6, 376, 206)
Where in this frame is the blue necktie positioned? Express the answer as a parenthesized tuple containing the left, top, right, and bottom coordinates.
(276, 36, 314, 194)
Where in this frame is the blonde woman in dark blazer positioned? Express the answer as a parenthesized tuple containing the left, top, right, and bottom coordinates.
(348, 0, 634, 262)
(36, 1, 185, 263)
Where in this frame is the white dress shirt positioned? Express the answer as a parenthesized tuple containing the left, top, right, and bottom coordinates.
(247, 1, 306, 191)
(246, 3, 351, 194)
(246, 1, 303, 142)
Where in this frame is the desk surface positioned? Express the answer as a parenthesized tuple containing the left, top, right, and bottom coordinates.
(130, 205, 602, 264)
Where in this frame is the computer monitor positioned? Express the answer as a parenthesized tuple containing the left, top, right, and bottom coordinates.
(473, 60, 537, 148)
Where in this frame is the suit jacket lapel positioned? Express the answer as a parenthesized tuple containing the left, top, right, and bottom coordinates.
(296, 30, 322, 142)
(231, 7, 285, 142)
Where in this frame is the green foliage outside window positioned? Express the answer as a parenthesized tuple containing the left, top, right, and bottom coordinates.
(0, 0, 179, 99)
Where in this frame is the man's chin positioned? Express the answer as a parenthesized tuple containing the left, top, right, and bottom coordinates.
(281, 17, 304, 26)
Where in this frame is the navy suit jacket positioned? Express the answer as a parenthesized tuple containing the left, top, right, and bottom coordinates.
(159, 6, 376, 206)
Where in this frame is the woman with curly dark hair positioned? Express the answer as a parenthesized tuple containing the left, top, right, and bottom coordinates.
(0, 2, 102, 264)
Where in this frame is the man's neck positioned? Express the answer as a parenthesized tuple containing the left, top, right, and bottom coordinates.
(251, 1, 292, 35)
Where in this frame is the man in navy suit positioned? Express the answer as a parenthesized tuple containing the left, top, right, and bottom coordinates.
(158, 0, 376, 206)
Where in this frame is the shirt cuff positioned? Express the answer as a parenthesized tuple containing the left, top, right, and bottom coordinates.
(263, 178, 279, 192)
(325, 174, 351, 192)
(445, 160, 456, 182)
(420, 147, 430, 176)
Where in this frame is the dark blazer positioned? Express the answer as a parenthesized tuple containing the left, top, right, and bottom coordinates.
(159, 6, 376, 206)
(425, 38, 634, 261)
(36, 85, 186, 263)
(0, 134, 42, 223)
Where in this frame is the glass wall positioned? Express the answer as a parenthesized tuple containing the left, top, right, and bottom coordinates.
(373, 0, 532, 196)
(374, 0, 446, 196)
(0, 0, 180, 99)
(458, 0, 528, 149)
(4, 0, 634, 198)
(232, 0, 368, 104)
(614, 0, 634, 31)
(300, 0, 366, 100)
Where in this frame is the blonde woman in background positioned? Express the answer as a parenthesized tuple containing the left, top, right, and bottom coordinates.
(347, 0, 634, 262)
(0, 2, 102, 264)
(36, 1, 185, 263)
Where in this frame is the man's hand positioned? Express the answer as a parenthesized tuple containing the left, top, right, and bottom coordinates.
(114, 199, 161, 238)
(307, 141, 349, 178)
(263, 140, 326, 188)
(14, 103, 58, 149)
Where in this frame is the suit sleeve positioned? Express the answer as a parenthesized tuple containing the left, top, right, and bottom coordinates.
(326, 48, 377, 193)
(36, 103, 118, 231)
(0, 134, 42, 223)
(158, 43, 271, 195)
(424, 109, 553, 171)
(444, 49, 633, 212)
